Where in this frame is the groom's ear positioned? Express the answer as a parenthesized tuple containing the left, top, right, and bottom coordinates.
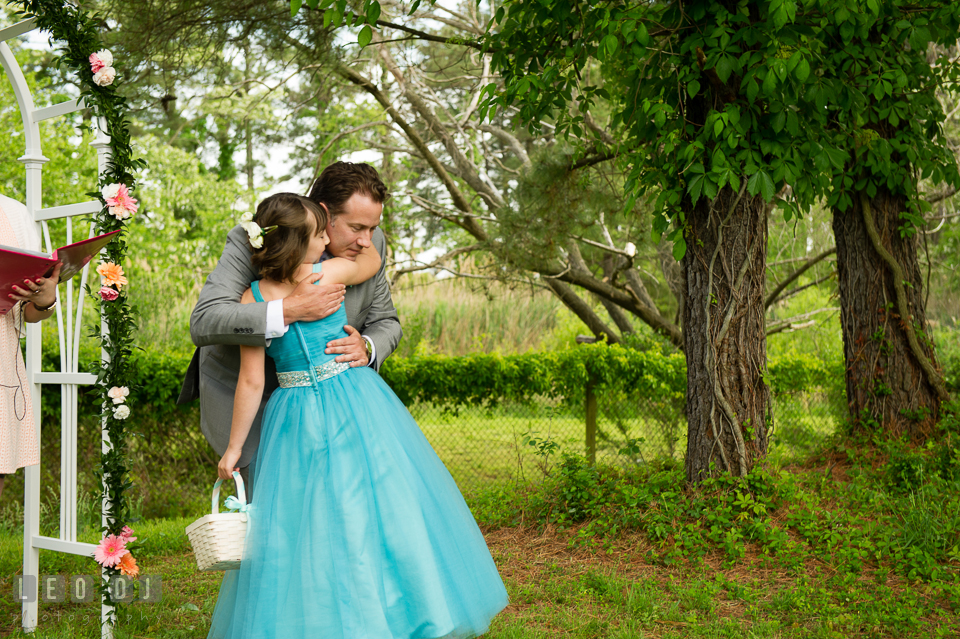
(317, 201, 334, 226)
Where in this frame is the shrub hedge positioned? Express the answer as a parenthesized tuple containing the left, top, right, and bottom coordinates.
(38, 342, 850, 421)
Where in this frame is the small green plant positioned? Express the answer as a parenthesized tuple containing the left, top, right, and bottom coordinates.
(891, 487, 957, 581)
(872, 380, 893, 397)
(521, 431, 560, 477)
(618, 437, 646, 463)
(553, 453, 604, 525)
(885, 445, 930, 491)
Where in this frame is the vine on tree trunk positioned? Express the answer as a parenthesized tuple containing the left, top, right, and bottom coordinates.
(858, 193, 950, 405)
(701, 183, 752, 477)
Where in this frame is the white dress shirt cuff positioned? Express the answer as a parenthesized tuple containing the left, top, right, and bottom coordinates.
(265, 300, 289, 346)
(363, 335, 376, 368)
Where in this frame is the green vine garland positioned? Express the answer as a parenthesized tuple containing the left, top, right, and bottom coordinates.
(9, 0, 144, 622)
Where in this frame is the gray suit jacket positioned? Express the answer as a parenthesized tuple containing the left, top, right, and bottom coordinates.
(177, 225, 402, 468)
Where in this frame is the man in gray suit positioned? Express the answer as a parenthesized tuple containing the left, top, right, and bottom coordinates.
(178, 162, 402, 496)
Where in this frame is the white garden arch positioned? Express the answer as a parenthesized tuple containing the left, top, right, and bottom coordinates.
(1, 16, 115, 637)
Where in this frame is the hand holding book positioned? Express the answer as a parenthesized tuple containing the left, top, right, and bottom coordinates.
(9, 262, 61, 311)
(0, 230, 119, 315)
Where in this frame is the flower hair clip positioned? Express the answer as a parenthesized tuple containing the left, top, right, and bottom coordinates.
(239, 213, 278, 249)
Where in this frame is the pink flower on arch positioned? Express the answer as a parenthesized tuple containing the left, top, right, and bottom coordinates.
(103, 183, 138, 220)
(89, 49, 113, 74)
(120, 526, 137, 543)
(94, 534, 129, 568)
(108, 386, 129, 404)
(99, 286, 119, 301)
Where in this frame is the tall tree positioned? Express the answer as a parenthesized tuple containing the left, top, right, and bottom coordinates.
(476, 0, 848, 481)
(97, 0, 315, 196)
(816, 5, 960, 436)
(116, 0, 691, 347)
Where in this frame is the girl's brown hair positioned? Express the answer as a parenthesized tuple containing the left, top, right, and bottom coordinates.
(250, 193, 328, 283)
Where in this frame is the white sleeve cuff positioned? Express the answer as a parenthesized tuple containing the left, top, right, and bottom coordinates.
(363, 335, 376, 368)
(265, 300, 289, 343)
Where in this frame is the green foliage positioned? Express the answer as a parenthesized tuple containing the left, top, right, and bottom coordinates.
(491, 143, 648, 272)
(941, 340, 960, 393)
(814, 2, 960, 224)
(765, 350, 844, 394)
(124, 134, 244, 352)
(551, 453, 606, 525)
(884, 444, 933, 491)
(39, 346, 193, 423)
(382, 344, 687, 408)
(474, 440, 960, 588)
(480, 0, 960, 233)
(393, 278, 564, 358)
(520, 431, 560, 473)
(96, 0, 312, 199)
(0, 47, 99, 206)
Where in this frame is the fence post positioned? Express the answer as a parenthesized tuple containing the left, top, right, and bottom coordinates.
(576, 335, 599, 465)
(585, 380, 597, 465)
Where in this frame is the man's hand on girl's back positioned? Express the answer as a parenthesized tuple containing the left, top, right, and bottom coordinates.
(283, 272, 345, 324)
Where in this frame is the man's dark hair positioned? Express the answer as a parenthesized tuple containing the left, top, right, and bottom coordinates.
(307, 162, 388, 220)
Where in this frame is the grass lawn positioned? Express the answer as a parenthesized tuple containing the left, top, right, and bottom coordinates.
(0, 437, 956, 638)
(0, 521, 955, 638)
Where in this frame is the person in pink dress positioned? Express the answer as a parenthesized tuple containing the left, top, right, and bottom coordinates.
(0, 194, 60, 499)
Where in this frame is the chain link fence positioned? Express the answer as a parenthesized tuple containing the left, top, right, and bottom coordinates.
(412, 384, 848, 488)
(0, 360, 848, 526)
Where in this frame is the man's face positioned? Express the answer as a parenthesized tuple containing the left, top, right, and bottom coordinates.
(325, 193, 382, 261)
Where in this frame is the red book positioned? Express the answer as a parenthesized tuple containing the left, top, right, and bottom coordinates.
(0, 230, 120, 315)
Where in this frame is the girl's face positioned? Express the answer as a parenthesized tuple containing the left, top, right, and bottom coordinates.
(303, 209, 330, 264)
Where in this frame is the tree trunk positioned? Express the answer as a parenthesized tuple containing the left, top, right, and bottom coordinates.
(683, 187, 770, 482)
(832, 189, 944, 437)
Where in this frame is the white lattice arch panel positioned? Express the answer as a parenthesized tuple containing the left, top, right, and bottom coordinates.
(0, 17, 115, 638)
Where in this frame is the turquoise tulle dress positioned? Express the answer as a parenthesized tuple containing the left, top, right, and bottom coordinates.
(206, 265, 508, 639)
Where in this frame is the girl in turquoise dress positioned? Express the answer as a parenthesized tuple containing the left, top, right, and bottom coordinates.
(207, 193, 508, 638)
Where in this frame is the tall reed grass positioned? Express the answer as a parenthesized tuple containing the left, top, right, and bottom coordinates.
(125, 256, 215, 354)
(90, 265, 576, 358)
(392, 275, 565, 356)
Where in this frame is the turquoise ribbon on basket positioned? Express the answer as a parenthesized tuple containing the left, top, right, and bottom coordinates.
(224, 495, 248, 513)
(211, 471, 249, 515)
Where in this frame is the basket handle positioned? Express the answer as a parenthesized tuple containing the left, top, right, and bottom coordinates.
(211, 471, 247, 514)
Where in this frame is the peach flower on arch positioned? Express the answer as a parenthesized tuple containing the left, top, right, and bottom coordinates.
(97, 263, 128, 289)
(118, 552, 139, 578)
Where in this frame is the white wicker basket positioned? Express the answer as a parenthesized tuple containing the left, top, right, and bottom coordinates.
(185, 472, 249, 571)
